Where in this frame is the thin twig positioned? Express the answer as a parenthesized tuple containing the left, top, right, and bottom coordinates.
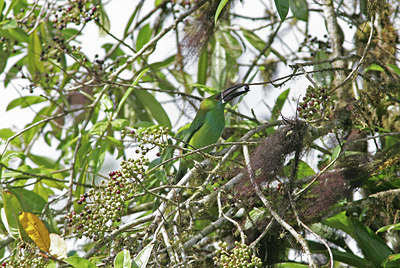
(218, 191, 246, 244)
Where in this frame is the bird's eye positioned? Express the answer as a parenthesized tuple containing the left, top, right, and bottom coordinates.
(244, 84, 249, 91)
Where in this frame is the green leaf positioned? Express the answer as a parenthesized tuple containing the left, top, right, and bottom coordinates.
(382, 254, 400, 267)
(376, 222, 400, 233)
(136, 24, 152, 51)
(215, 0, 229, 23)
(149, 55, 176, 70)
(5, 0, 22, 16)
(0, 51, 10, 74)
(314, 51, 333, 86)
(331, 145, 341, 161)
(89, 121, 109, 136)
(272, 88, 290, 121)
(134, 243, 154, 268)
(244, 208, 267, 230)
(2, 191, 23, 239)
(274, 0, 289, 21)
(241, 29, 270, 57)
(0, 128, 21, 148)
(211, 39, 226, 90)
(9, 188, 47, 213)
(75, 134, 91, 174)
(323, 212, 393, 266)
(28, 153, 59, 169)
(387, 63, 400, 76)
(115, 68, 149, 117)
(133, 90, 171, 128)
(217, 30, 243, 59)
(123, 5, 139, 37)
(284, 159, 315, 179)
(364, 64, 384, 72)
(98, 4, 111, 36)
(2, 19, 17, 29)
(111, 119, 129, 131)
(197, 47, 208, 86)
(89, 141, 107, 174)
(309, 240, 374, 267)
(114, 249, 132, 268)
(65, 256, 97, 268)
(27, 30, 44, 77)
(290, 0, 308, 22)
(6, 96, 47, 111)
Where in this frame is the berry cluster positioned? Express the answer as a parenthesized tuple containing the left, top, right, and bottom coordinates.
(2, 243, 46, 267)
(125, 126, 169, 156)
(297, 85, 333, 120)
(0, 37, 17, 54)
(213, 241, 262, 268)
(66, 156, 148, 240)
(52, 1, 101, 30)
(299, 34, 332, 55)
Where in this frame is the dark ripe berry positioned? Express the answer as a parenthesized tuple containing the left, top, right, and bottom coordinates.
(156, 152, 161, 157)
(321, 88, 325, 93)
(79, 212, 84, 217)
(87, 209, 92, 214)
(116, 189, 121, 194)
(357, 130, 361, 134)
(116, 218, 121, 222)
(297, 107, 302, 111)
(80, 197, 85, 202)
(68, 218, 73, 223)
(302, 96, 307, 101)
(84, 192, 88, 198)
(77, 200, 82, 205)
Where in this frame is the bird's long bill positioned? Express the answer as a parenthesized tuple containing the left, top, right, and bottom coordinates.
(221, 84, 250, 103)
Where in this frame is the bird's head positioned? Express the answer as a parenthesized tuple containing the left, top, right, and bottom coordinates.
(215, 84, 250, 104)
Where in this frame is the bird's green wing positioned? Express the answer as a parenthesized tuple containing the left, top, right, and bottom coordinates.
(175, 108, 207, 182)
(182, 108, 208, 146)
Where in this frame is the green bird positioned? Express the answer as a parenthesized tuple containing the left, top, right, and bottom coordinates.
(176, 84, 250, 182)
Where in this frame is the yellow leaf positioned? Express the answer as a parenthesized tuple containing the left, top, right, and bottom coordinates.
(19, 212, 50, 252)
(49, 233, 67, 260)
